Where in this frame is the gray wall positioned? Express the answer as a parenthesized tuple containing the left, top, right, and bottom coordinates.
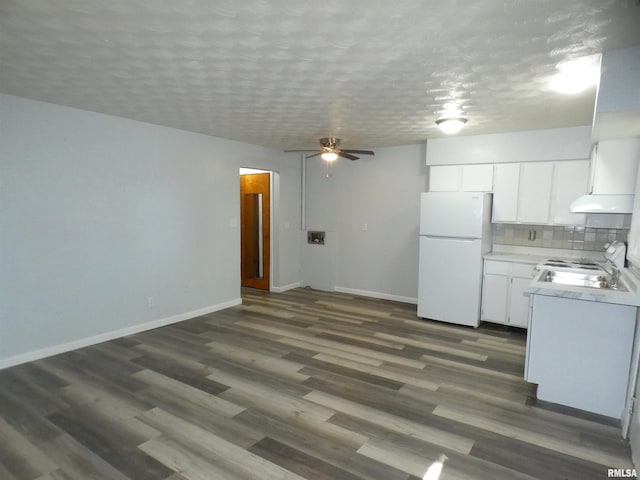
(0, 94, 301, 366)
(305, 143, 428, 302)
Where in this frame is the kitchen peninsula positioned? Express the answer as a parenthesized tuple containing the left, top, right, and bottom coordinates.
(525, 266, 640, 419)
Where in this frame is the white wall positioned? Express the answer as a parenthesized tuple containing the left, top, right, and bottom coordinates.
(305, 144, 428, 302)
(0, 94, 301, 367)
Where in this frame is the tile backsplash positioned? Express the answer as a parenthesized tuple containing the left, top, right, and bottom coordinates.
(494, 224, 629, 251)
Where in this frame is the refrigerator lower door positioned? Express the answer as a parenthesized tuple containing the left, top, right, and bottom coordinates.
(417, 236, 483, 327)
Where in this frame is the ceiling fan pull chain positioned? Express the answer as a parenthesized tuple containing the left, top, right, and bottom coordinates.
(326, 161, 332, 178)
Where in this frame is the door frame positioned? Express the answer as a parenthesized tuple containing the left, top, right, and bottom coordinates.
(239, 167, 275, 290)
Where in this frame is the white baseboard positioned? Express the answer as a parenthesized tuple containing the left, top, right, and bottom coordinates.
(271, 282, 301, 293)
(334, 287, 417, 304)
(0, 298, 242, 370)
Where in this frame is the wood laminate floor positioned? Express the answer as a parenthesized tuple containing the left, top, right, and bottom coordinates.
(0, 288, 633, 479)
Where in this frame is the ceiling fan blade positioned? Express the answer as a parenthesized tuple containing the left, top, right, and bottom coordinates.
(341, 149, 374, 155)
(305, 152, 323, 158)
(284, 149, 320, 153)
(338, 151, 359, 161)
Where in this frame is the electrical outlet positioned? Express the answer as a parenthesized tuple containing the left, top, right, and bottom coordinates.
(147, 296, 155, 308)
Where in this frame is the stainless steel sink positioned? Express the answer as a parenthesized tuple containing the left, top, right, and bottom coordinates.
(540, 270, 626, 291)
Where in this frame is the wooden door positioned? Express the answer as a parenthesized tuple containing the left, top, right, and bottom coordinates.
(240, 172, 270, 290)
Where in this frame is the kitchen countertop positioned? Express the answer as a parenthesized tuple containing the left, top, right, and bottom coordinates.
(527, 267, 640, 307)
(484, 252, 548, 265)
(484, 250, 640, 307)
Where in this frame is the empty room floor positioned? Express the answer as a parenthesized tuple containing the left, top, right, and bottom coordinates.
(0, 288, 632, 479)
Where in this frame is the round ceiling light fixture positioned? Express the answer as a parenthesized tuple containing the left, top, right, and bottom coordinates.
(320, 151, 339, 162)
(436, 117, 468, 135)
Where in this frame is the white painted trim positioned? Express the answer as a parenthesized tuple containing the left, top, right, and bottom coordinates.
(271, 282, 301, 293)
(239, 167, 269, 175)
(334, 286, 417, 305)
(0, 298, 242, 370)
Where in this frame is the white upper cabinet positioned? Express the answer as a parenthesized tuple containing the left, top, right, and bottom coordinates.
(550, 160, 589, 225)
(429, 164, 493, 192)
(592, 45, 640, 141)
(492, 164, 519, 222)
(462, 165, 494, 191)
(428, 165, 462, 191)
(517, 162, 553, 223)
(493, 163, 555, 223)
(591, 139, 640, 195)
(492, 161, 587, 225)
(626, 152, 640, 268)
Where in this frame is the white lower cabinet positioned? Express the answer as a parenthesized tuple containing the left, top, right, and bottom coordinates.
(508, 276, 532, 328)
(481, 260, 535, 328)
(480, 273, 508, 322)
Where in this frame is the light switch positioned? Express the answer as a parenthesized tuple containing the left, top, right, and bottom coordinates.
(284, 220, 290, 230)
(361, 223, 368, 231)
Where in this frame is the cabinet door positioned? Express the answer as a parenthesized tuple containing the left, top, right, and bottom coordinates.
(517, 162, 553, 223)
(628, 162, 640, 267)
(492, 164, 520, 222)
(461, 165, 494, 192)
(481, 273, 509, 324)
(550, 160, 589, 225)
(429, 165, 462, 191)
(508, 276, 531, 328)
(592, 139, 640, 195)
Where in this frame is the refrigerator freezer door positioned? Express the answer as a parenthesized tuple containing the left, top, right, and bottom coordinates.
(420, 192, 487, 238)
(417, 236, 483, 327)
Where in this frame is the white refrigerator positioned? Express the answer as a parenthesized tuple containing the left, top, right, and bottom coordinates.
(417, 192, 492, 327)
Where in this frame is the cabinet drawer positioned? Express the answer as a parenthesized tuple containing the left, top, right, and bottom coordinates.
(512, 263, 537, 278)
(484, 260, 510, 275)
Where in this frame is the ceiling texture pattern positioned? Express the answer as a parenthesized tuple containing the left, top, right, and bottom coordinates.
(1, 0, 640, 150)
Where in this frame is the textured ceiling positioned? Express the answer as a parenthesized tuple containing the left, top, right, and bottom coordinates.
(1, 0, 640, 150)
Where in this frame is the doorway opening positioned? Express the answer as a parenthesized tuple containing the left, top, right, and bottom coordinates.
(239, 168, 271, 290)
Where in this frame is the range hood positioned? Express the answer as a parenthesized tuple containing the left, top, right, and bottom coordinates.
(569, 139, 640, 214)
(571, 46, 640, 214)
(569, 194, 634, 214)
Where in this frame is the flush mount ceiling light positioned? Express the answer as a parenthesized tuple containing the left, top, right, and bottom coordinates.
(435, 117, 468, 135)
(549, 55, 601, 94)
(320, 151, 338, 161)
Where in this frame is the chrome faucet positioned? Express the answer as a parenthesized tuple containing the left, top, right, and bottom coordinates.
(610, 264, 621, 289)
(599, 260, 621, 289)
(602, 241, 626, 289)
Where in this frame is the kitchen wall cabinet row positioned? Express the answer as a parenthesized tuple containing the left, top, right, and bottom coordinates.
(481, 260, 536, 328)
(429, 160, 590, 226)
(493, 160, 589, 225)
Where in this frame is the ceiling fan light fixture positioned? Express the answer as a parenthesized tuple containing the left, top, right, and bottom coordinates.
(321, 151, 338, 162)
(436, 117, 467, 134)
